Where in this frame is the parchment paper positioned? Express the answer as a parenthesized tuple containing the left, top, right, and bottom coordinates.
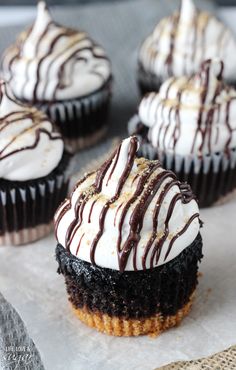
(1, 1, 236, 369)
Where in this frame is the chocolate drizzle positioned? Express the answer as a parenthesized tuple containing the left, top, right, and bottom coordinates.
(165, 13, 180, 76)
(0, 80, 62, 162)
(191, 60, 224, 155)
(140, 59, 236, 157)
(90, 137, 138, 265)
(55, 136, 199, 272)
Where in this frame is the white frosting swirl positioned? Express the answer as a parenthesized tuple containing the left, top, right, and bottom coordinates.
(139, 0, 236, 82)
(1, 1, 111, 102)
(138, 59, 236, 156)
(0, 81, 63, 181)
(54, 136, 200, 271)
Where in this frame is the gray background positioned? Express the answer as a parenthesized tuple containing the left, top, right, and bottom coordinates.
(0, 0, 230, 6)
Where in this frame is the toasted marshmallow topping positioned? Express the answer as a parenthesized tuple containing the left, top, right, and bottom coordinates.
(1, 1, 111, 102)
(55, 137, 200, 271)
(139, 59, 236, 156)
(0, 80, 63, 181)
(139, 0, 236, 83)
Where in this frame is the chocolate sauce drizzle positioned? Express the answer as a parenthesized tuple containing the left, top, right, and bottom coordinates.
(144, 59, 236, 157)
(165, 13, 180, 76)
(0, 81, 62, 162)
(55, 137, 199, 272)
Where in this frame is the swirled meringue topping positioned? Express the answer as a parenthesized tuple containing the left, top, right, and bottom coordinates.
(1, 1, 111, 103)
(0, 80, 63, 181)
(138, 59, 236, 156)
(54, 136, 200, 271)
(139, 0, 236, 82)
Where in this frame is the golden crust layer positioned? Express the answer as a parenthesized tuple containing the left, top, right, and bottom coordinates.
(0, 223, 52, 246)
(71, 292, 195, 337)
(64, 125, 108, 154)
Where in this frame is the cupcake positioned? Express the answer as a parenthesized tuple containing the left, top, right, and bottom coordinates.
(1, 1, 112, 153)
(0, 80, 70, 245)
(138, 0, 236, 94)
(55, 136, 203, 337)
(129, 59, 236, 207)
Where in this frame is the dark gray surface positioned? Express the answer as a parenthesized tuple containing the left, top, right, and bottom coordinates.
(216, 0, 236, 4)
(0, 0, 221, 6)
(0, 0, 128, 5)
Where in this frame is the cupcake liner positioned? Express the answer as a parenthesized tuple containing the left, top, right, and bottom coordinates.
(56, 234, 202, 322)
(138, 61, 236, 96)
(137, 65, 236, 97)
(37, 79, 112, 153)
(137, 65, 162, 95)
(134, 137, 236, 207)
(159, 147, 236, 207)
(0, 153, 70, 246)
(128, 116, 236, 206)
(71, 293, 194, 337)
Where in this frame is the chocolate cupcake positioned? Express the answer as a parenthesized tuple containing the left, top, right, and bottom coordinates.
(0, 80, 70, 245)
(1, 1, 112, 153)
(129, 59, 236, 207)
(55, 136, 203, 337)
(138, 0, 236, 94)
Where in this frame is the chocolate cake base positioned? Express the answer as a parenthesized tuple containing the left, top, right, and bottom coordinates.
(56, 233, 203, 336)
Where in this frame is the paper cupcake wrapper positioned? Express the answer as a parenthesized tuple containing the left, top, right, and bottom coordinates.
(137, 65, 162, 95)
(163, 150, 236, 207)
(37, 79, 112, 153)
(56, 234, 202, 326)
(0, 154, 70, 246)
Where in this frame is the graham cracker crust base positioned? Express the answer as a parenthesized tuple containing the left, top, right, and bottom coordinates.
(0, 223, 52, 246)
(71, 292, 195, 337)
(64, 125, 108, 154)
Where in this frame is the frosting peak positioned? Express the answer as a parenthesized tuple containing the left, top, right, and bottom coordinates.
(0, 81, 63, 181)
(54, 136, 200, 271)
(96, 137, 138, 198)
(139, 0, 236, 82)
(139, 59, 236, 156)
(22, 2, 52, 60)
(180, 0, 195, 23)
(1, 1, 111, 102)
